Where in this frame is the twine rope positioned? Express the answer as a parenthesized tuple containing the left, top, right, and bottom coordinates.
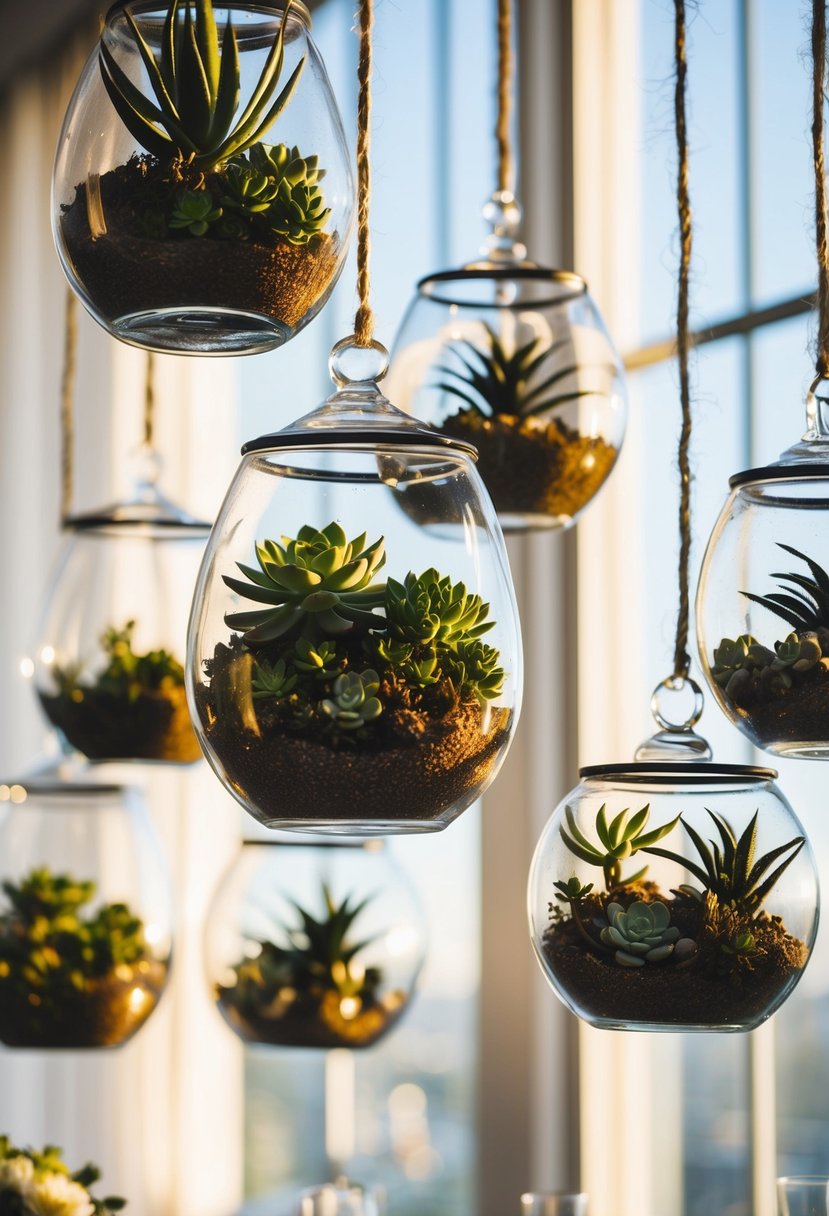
(496, 0, 514, 195)
(353, 0, 375, 346)
(813, 0, 829, 377)
(60, 289, 77, 526)
(143, 352, 155, 448)
(673, 0, 693, 680)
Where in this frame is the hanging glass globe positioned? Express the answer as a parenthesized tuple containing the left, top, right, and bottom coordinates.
(386, 194, 627, 532)
(205, 836, 425, 1048)
(0, 774, 172, 1049)
(527, 681, 819, 1032)
(34, 456, 210, 764)
(697, 377, 829, 758)
(53, 0, 353, 355)
(187, 338, 522, 834)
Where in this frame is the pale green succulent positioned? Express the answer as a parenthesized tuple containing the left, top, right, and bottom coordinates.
(385, 570, 493, 647)
(321, 671, 382, 731)
(599, 900, 680, 967)
(224, 522, 387, 645)
(772, 631, 822, 672)
(553, 877, 594, 903)
(446, 638, 505, 703)
(248, 143, 331, 244)
(251, 657, 297, 700)
(99, 0, 304, 173)
(221, 156, 281, 215)
(560, 803, 680, 890)
(169, 187, 222, 235)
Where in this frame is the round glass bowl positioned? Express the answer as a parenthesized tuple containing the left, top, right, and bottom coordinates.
(387, 266, 627, 532)
(34, 489, 209, 764)
(697, 465, 829, 758)
(0, 777, 172, 1048)
(53, 0, 353, 355)
(205, 838, 425, 1048)
(527, 763, 819, 1032)
(187, 423, 522, 832)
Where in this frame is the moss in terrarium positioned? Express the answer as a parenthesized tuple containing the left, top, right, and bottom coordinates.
(39, 619, 200, 763)
(216, 884, 409, 1048)
(60, 0, 339, 328)
(0, 868, 167, 1048)
(542, 804, 809, 1027)
(710, 545, 829, 747)
(423, 324, 619, 525)
(196, 522, 511, 823)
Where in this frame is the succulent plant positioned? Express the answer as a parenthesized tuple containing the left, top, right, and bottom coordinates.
(251, 656, 297, 700)
(742, 543, 829, 634)
(599, 900, 681, 967)
(773, 631, 822, 672)
(247, 142, 331, 244)
(445, 638, 505, 703)
(225, 884, 382, 1011)
(223, 522, 387, 645)
(89, 620, 186, 699)
(294, 637, 341, 679)
(0, 1138, 125, 1216)
(642, 809, 804, 916)
(560, 802, 680, 890)
(385, 569, 493, 647)
(221, 156, 281, 215)
(321, 670, 382, 731)
(169, 187, 222, 235)
(435, 323, 599, 421)
(553, 877, 594, 903)
(0, 869, 151, 997)
(99, 0, 304, 173)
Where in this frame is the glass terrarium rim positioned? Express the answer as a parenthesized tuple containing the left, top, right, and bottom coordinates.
(416, 265, 587, 310)
(239, 837, 386, 850)
(1, 781, 127, 799)
(728, 462, 829, 489)
(577, 761, 777, 784)
(104, 0, 311, 29)
(64, 513, 212, 537)
(240, 428, 479, 460)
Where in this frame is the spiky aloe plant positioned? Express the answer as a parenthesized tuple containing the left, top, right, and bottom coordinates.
(560, 803, 680, 890)
(742, 543, 829, 634)
(99, 0, 304, 172)
(642, 809, 804, 916)
(223, 522, 387, 645)
(436, 323, 600, 420)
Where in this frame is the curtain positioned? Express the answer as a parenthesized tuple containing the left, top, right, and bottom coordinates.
(0, 32, 245, 1216)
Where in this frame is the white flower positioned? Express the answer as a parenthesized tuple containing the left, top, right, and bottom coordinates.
(0, 1154, 35, 1192)
(24, 1173, 95, 1216)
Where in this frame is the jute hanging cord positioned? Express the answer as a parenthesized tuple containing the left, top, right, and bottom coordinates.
(353, 0, 375, 347)
(496, 0, 514, 195)
(673, 0, 693, 681)
(812, 0, 829, 379)
(60, 288, 78, 527)
(143, 352, 156, 449)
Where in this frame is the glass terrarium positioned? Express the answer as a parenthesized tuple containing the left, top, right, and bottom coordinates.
(387, 196, 627, 532)
(697, 465, 829, 758)
(187, 341, 523, 833)
(53, 0, 353, 355)
(0, 776, 172, 1048)
(205, 837, 425, 1048)
(34, 476, 209, 764)
(527, 763, 818, 1032)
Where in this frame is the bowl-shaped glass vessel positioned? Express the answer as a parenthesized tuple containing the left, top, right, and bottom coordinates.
(697, 465, 829, 758)
(528, 763, 819, 1032)
(205, 837, 425, 1048)
(0, 776, 172, 1048)
(187, 394, 522, 834)
(53, 0, 353, 355)
(387, 267, 627, 532)
(34, 489, 209, 764)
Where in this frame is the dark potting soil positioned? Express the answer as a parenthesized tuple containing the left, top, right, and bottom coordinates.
(39, 684, 201, 763)
(60, 160, 339, 328)
(542, 894, 808, 1029)
(0, 960, 167, 1049)
(419, 411, 618, 526)
(723, 660, 829, 749)
(215, 987, 407, 1049)
(196, 683, 511, 824)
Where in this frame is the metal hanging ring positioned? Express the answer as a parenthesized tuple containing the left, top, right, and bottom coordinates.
(650, 674, 704, 732)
